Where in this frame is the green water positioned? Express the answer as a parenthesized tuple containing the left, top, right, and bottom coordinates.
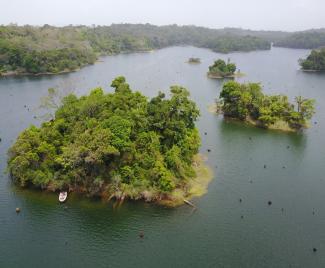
(0, 47, 325, 268)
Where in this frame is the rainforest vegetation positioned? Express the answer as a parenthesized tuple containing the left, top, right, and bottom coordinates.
(274, 30, 325, 49)
(208, 59, 237, 78)
(0, 24, 272, 75)
(299, 48, 325, 71)
(216, 81, 315, 131)
(2, 24, 325, 76)
(7, 77, 211, 205)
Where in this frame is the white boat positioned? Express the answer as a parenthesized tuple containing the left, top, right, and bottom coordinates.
(59, 191, 68, 203)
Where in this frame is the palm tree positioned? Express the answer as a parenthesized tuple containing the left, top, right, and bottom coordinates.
(295, 96, 303, 113)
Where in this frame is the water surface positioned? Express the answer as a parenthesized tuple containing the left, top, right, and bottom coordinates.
(0, 47, 325, 268)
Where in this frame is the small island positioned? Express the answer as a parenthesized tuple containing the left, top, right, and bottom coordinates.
(214, 81, 315, 131)
(207, 59, 241, 78)
(188, 57, 201, 64)
(299, 48, 325, 72)
(7, 77, 212, 206)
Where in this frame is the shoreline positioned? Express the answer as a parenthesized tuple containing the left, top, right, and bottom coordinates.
(158, 154, 213, 207)
(13, 154, 213, 208)
(301, 69, 325, 73)
(207, 72, 245, 79)
(0, 50, 156, 78)
(0, 67, 85, 77)
(0, 45, 270, 78)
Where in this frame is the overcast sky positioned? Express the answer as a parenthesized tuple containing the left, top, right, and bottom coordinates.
(1, 0, 324, 31)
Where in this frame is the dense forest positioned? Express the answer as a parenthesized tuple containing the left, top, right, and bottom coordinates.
(216, 81, 315, 131)
(8, 77, 210, 205)
(299, 48, 325, 71)
(1, 24, 325, 75)
(207, 59, 237, 78)
(0, 24, 272, 75)
(274, 30, 325, 49)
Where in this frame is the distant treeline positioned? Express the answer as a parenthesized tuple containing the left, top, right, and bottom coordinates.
(1, 24, 325, 75)
(0, 24, 270, 75)
(274, 30, 325, 49)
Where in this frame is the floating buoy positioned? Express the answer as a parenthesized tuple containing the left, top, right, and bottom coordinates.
(16, 207, 20, 213)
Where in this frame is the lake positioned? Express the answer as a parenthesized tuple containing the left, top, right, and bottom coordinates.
(0, 46, 325, 268)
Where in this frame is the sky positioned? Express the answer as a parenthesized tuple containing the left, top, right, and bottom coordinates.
(1, 0, 325, 31)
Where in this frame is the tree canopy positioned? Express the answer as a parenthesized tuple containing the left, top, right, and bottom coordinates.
(275, 30, 325, 49)
(299, 48, 325, 71)
(8, 77, 202, 203)
(217, 81, 315, 130)
(208, 59, 237, 78)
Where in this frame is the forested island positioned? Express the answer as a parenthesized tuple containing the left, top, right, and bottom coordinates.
(299, 48, 325, 71)
(215, 81, 315, 131)
(7, 77, 212, 206)
(207, 59, 238, 78)
(0, 24, 272, 76)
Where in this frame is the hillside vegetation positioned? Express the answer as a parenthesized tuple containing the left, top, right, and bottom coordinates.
(0, 24, 271, 75)
(274, 30, 325, 49)
(2, 24, 325, 76)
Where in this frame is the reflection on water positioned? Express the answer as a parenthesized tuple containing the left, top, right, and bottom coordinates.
(218, 118, 307, 149)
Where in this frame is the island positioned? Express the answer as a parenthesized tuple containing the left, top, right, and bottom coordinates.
(7, 77, 212, 206)
(214, 81, 315, 131)
(188, 57, 201, 64)
(207, 59, 240, 78)
(299, 48, 325, 71)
